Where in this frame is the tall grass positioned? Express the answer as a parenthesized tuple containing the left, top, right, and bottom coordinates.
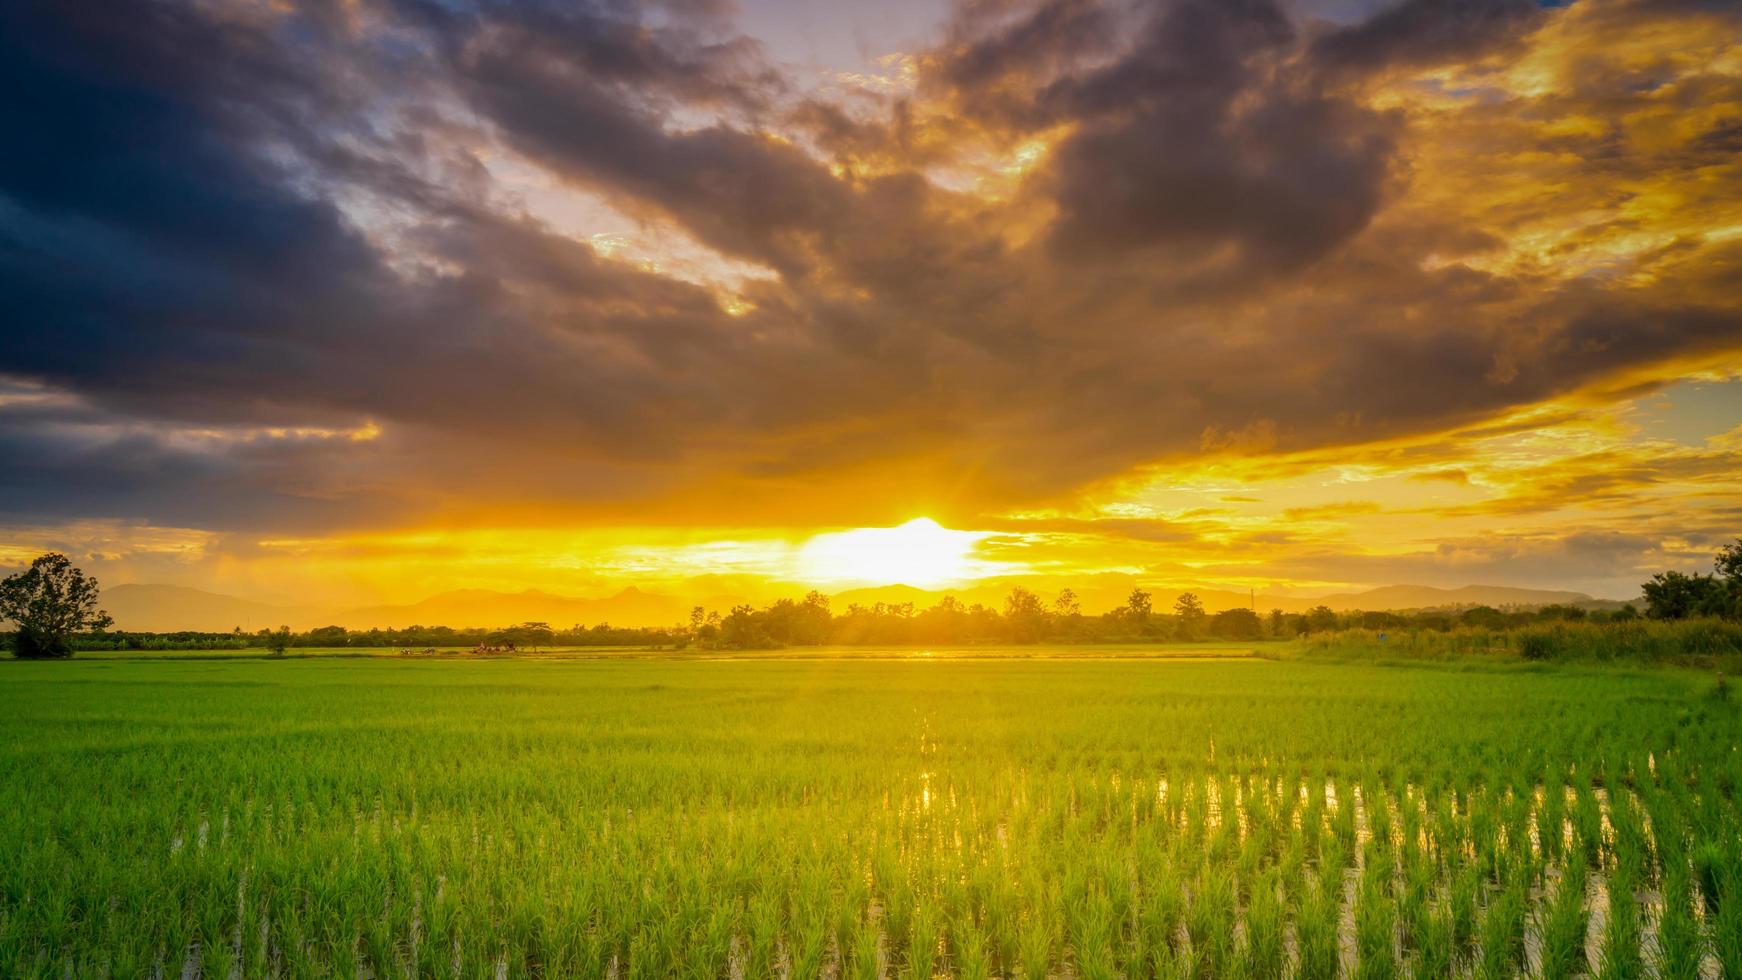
(1297, 618, 1742, 664)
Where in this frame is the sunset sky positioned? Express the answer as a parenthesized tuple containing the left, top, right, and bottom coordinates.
(2, 0, 1740, 607)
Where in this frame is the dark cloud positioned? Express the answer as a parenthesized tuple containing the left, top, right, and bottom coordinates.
(1043, 89, 1394, 272)
(1, 0, 1739, 534)
(1309, 0, 1543, 76)
(924, 0, 1116, 123)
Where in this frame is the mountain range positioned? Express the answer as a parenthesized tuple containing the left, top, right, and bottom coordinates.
(97, 580, 1630, 632)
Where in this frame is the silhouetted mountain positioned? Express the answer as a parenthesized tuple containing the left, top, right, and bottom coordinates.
(103, 584, 315, 633)
(1311, 583, 1601, 611)
(331, 587, 744, 630)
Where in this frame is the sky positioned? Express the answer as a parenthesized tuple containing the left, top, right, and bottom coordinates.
(2, 0, 1740, 608)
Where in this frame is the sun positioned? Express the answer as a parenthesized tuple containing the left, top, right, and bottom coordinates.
(795, 518, 992, 588)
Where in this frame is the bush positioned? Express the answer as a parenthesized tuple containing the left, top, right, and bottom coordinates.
(9, 630, 72, 659)
(1516, 628, 1561, 661)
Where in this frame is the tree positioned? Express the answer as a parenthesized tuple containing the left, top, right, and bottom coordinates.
(267, 625, 291, 658)
(1712, 539, 1742, 619)
(1127, 588, 1152, 620)
(915, 595, 971, 644)
(1305, 605, 1338, 633)
(0, 553, 113, 659)
(1459, 605, 1504, 629)
(1715, 539, 1742, 582)
(1211, 607, 1262, 640)
(1054, 588, 1082, 619)
(1642, 571, 1723, 620)
(720, 605, 775, 649)
(1004, 587, 1049, 643)
(1173, 591, 1206, 640)
(1268, 608, 1285, 637)
(790, 591, 831, 645)
(508, 621, 555, 649)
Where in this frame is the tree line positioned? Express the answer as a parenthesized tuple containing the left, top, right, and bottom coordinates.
(3, 540, 1739, 656)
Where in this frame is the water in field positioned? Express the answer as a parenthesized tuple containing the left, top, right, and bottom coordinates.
(1, 657, 1738, 977)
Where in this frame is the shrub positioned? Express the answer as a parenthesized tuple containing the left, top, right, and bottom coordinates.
(1517, 627, 1562, 660)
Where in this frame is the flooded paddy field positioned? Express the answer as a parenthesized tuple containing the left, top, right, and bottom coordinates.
(2, 656, 1738, 977)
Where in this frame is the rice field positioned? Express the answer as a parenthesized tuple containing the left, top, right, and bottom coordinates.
(2, 656, 1739, 978)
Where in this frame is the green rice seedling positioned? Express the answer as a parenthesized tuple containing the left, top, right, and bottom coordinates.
(1400, 847, 1436, 952)
(1354, 862, 1398, 980)
(790, 905, 831, 980)
(1609, 790, 1651, 885)
(1236, 836, 1266, 902)
(1538, 770, 1567, 861)
(1295, 875, 1342, 980)
(1572, 780, 1603, 869)
(1477, 879, 1527, 980)
(1707, 840, 1742, 980)
(1448, 862, 1480, 951)
(1139, 864, 1187, 970)
(980, 875, 1017, 971)
(1239, 869, 1285, 980)
(1597, 865, 1644, 980)
(696, 904, 736, 979)
(1414, 898, 1456, 979)
(1398, 785, 1424, 855)
(1538, 859, 1590, 980)
(1644, 784, 1691, 886)
(1695, 839, 1728, 917)
(1017, 913, 1054, 980)
(748, 888, 782, 977)
(1367, 782, 1396, 857)
(1301, 779, 1327, 860)
(1656, 866, 1705, 980)
(1186, 865, 1235, 980)
(850, 917, 883, 980)
(906, 902, 938, 980)
(954, 921, 992, 980)
(1331, 782, 1358, 852)
(1069, 887, 1119, 980)
(1498, 788, 1539, 887)
(1319, 834, 1351, 894)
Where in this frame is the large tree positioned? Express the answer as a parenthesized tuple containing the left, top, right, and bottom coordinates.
(1642, 571, 1724, 620)
(0, 553, 113, 659)
(1004, 587, 1049, 644)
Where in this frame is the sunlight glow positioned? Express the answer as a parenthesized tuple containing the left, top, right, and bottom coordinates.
(796, 518, 991, 588)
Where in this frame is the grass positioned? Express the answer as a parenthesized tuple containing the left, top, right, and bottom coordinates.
(1, 655, 1739, 977)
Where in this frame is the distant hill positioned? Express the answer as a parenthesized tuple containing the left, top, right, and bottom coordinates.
(1307, 583, 1603, 612)
(94, 579, 1621, 633)
(98, 584, 730, 632)
(103, 584, 316, 633)
(330, 587, 747, 630)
